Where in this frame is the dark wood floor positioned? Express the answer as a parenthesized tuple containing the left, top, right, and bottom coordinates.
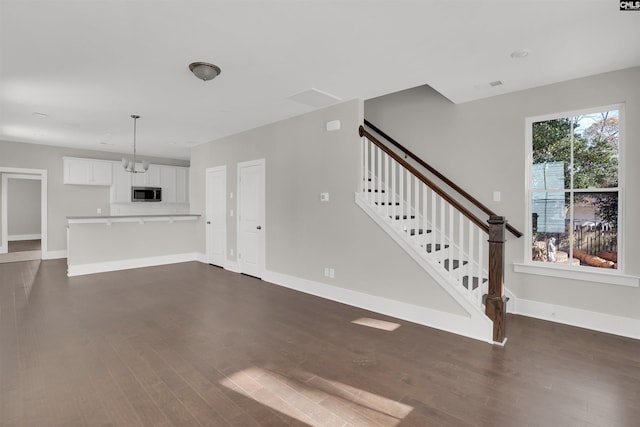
(1, 260, 639, 426)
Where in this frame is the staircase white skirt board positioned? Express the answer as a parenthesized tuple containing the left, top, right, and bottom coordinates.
(262, 269, 494, 343)
(355, 193, 494, 343)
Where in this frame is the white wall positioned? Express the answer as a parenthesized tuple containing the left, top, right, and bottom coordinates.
(365, 67, 640, 322)
(0, 140, 189, 254)
(7, 178, 41, 238)
(191, 99, 467, 316)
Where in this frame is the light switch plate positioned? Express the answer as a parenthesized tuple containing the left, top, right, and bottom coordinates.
(320, 192, 329, 202)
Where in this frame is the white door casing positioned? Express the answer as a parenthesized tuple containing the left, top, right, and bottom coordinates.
(1, 169, 47, 256)
(237, 159, 265, 278)
(206, 166, 227, 268)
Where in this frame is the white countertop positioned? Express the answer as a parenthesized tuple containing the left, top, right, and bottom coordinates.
(67, 214, 200, 224)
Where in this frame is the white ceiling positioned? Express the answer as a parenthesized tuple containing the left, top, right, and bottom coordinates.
(1, 1, 638, 161)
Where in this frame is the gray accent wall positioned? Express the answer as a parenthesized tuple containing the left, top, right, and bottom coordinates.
(365, 67, 640, 320)
(0, 140, 189, 253)
(190, 99, 467, 315)
(8, 178, 41, 237)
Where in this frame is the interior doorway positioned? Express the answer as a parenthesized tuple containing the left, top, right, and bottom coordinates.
(0, 168, 47, 263)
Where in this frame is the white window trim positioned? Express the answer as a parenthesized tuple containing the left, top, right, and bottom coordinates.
(520, 103, 637, 287)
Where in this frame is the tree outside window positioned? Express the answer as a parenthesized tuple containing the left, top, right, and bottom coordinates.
(530, 108, 620, 270)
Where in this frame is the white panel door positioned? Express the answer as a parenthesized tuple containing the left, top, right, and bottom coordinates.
(237, 159, 265, 278)
(206, 166, 226, 267)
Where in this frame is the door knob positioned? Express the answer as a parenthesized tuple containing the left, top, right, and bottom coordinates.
(256, 226, 262, 230)
(206, 221, 211, 224)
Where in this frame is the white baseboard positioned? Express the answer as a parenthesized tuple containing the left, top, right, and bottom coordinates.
(225, 261, 240, 273)
(262, 270, 493, 344)
(67, 252, 198, 277)
(195, 254, 241, 274)
(42, 249, 67, 260)
(8, 234, 42, 241)
(513, 298, 640, 340)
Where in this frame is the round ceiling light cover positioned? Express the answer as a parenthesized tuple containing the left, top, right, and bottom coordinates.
(189, 62, 221, 81)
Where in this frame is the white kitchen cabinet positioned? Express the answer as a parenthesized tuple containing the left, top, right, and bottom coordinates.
(63, 157, 113, 186)
(110, 163, 189, 205)
(132, 164, 160, 187)
(176, 167, 189, 203)
(160, 166, 177, 203)
(111, 163, 132, 203)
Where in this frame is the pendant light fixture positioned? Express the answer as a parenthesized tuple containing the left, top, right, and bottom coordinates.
(121, 114, 149, 174)
(189, 62, 222, 81)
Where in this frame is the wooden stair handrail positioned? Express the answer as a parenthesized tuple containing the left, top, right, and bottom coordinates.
(364, 119, 523, 238)
(360, 126, 490, 234)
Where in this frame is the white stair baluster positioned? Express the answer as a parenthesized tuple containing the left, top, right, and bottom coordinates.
(448, 205, 454, 276)
(391, 159, 396, 221)
(431, 189, 436, 247)
(477, 226, 484, 306)
(404, 169, 413, 231)
(399, 164, 404, 223)
(360, 137, 365, 194)
(468, 220, 475, 298)
(439, 197, 445, 262)
(422, 184, 428, 243)
(378, 153, 389, 216)
(377, 146, 382, 209)
(458, 212, 464, 282)
(414, 176, 419, 234)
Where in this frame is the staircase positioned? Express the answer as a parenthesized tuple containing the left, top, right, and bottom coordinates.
(356, 124, 521, 344)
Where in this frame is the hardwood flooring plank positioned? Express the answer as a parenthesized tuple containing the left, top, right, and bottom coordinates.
(2, 259, 640, 426)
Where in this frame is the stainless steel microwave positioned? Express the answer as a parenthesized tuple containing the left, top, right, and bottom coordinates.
(131, 186, 162, 202)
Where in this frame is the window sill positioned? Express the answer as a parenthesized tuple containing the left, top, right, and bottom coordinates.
(513, 263, 639, 288)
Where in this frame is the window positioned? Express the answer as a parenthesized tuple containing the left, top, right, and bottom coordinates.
(527, 105, 623, 272)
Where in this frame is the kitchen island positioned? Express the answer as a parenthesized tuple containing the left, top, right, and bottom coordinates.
(67, 214, 200, 276)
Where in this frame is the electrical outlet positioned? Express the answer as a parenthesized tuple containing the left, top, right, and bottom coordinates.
(230, 209, 234, 217)
(324, 267, 329, 277)
(329, 268, 335, 279)
(97, 207, 102, 214)
(230, 249, 234, 256)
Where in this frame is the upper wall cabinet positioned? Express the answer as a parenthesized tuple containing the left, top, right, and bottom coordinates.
(111, 163, 189, 204)
(63, 157, 113, 186)
(132, 164, 161, 187)
(176, 167, 189, 203)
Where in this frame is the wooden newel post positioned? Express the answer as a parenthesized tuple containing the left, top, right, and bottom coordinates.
(486, 215, 507, 344)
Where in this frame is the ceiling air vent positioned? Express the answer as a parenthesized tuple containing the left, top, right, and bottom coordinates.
(287, 88, 342, 108)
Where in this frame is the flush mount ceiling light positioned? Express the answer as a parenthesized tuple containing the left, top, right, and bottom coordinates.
(121, 114, 149, 174)
(189, 62, 221, 81)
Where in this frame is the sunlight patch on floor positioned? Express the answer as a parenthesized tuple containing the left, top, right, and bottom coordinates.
(220, 366, 413, 426)
(351, 317, 401, 331)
